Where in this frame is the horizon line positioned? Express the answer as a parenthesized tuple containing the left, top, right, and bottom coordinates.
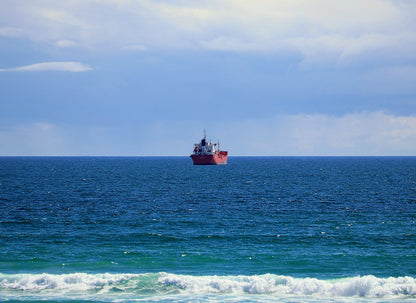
(1, 155, 415, 158)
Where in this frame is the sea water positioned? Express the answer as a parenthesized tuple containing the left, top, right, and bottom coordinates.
(0, 156, 415, 302)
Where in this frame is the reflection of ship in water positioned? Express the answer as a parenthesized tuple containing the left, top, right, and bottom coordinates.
(190, 131, 228, 165)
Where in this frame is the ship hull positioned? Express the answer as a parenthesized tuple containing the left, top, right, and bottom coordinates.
(190, 151, 228, 165)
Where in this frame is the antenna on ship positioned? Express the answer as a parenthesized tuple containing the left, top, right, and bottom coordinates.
(203, 129, 206, 140)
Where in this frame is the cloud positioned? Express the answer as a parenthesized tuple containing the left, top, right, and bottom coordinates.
(55, 39, 77, 48)
(0, 123, 136, 156)
(218, 111, 416, 156)
(1, 0, 415, 64)
(0, 61, 92, 72)
(0, 27, 24, 37)
(0, 123, 64, 156)
(123, 44, 148, 51)
(199, 37, 260, 52)
(133, 111, 416, 156)
(1, 112, 415, 156)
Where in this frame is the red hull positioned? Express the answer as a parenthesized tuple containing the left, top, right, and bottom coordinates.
(190, 151, 228, 165)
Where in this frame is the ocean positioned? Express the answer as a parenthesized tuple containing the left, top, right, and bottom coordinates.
(0, 156, 415, 302)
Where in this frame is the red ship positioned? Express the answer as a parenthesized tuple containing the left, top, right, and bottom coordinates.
(190, 131, 228, 165)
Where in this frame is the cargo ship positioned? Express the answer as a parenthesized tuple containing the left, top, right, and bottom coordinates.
(190, 131, 228, 165)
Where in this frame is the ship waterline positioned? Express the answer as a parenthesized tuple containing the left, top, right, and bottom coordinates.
(190, 151, 228, 165)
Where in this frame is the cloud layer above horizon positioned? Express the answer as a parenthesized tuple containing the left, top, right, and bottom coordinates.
(1, 1, 416, 61)
(1, 112, 415, 156)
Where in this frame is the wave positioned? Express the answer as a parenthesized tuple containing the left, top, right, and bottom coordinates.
(1, 272, 416, 301)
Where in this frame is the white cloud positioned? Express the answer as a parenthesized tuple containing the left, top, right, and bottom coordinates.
(0, 61, 92, 72)
(217, 112, 416, 156)
(1, 0, 415, 64)
(55, 39, 77, 48)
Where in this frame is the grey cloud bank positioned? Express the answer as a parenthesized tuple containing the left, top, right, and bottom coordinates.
(1, 1, 415, 63)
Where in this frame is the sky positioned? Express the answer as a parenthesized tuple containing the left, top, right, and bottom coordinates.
(0, 0, 416, 156)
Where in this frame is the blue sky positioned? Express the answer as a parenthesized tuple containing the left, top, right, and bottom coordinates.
(1, 0, 415, 156)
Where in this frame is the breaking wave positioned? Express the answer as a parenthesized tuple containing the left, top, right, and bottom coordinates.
(1, 272, 416, 301)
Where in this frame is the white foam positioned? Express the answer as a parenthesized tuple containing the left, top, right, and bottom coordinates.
(0, 272, 415, 300)
(158, 273, 416, 298)
(0, 272, 138, 291)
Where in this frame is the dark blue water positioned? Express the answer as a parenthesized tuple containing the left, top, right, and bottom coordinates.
(1, 157, 415, 302)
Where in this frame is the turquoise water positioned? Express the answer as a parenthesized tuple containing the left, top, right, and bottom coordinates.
(1, 157, 415, 302)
